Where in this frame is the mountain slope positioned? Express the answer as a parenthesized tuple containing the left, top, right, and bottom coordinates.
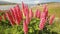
(0, 1, 16, 5)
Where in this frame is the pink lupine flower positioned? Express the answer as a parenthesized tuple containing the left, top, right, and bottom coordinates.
(45, 8, 48, 18)
(23, 20, 28, 34)
(49, 15, 55, 25)
(5, 12, 15, 26)
(43, 4, 47, 12)
(29, 9, 33, 20)
(39, 18, 46, 30)
(15, 4, 23, 20)
(10, 8, 15, 20)
(11, 7, 20, 25)
(40, 12, 46, 19)
(24, 5, 30, 25)
(35, 9, 41, 18)
(9, 5, 23, 25)
(25, 12, 30, 25)
(23, 6, 30, 25)
(23, 8, 27, 16)
(22, 1, 25, 10)
(23, 5, 29, 17)
(22, 2, 29, 17)
(43, 5, 48, 19)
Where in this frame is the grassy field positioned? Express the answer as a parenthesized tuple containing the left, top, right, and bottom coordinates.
(32, 3, 60, 17)
(32, 2, 60, 34)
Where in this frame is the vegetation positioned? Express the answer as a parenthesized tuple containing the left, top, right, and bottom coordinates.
(0, 2, 60, 34)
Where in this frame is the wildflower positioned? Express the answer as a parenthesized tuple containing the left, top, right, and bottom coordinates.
(43, 4, 48, 19)
(11, 7, 20, 25)
(29, 9, 33, 20)
(15, 4, 23, 20)
(49, 15, 55, 25)
(40, 12, 46, 19)
(43, 4, 47, 12)
(39, 18, 46, 30)
(10, 8, 15, 20)
(25, 13, 30, 25)
(23, 20, 28, 34)
(22, 1, 25, 10)
(35, 9, 41, 18)
(23, 5, 29, 17)
(9, 5, 23, 25)
(5, 12, 15, 26)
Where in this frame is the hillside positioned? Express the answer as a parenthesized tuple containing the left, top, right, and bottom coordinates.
(0, 1, 16, 5)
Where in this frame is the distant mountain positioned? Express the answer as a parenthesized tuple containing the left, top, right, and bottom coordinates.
(37, 2, 60, 5)
(0, 1, 16, 5)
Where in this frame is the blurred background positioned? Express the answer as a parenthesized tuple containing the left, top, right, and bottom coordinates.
(0, 0, 60, 10)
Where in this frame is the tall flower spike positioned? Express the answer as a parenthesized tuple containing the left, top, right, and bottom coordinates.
(15, 4, 23, 21)
(5, 12, 15, 26)
(22, 1, 25, 10)
(23, 5, 29, 17)
(26, 15, 30, 25)
(29, 9, 33, 20)
(11, 7, 20, 25)
(43, 4, 48, 19)
(49, 15, 55, 25)
(35, 9, 41, 18)
(39, 18, 46, 30)
(25, 5, 30, 25)
(25, 7, 30, 25)
(10, 8, 15, 20)
(45, 7, 48, 18)
(43, 4, 47, 12)
(23, 20, 28, 34)
(40, 12, 46, 19)
(22, 2, 26, 16)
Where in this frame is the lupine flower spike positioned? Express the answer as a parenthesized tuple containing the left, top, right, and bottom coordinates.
(10, 8, 15, 20)
(43, 4, 47, 12)
(24, 5, 29, 17)
(25, 13, 30, 25)
(40, 12, 46, 19)
(49, 15, 55, 25)
(39, 18, 46, 30)
(23, 20, 28, 34)
(11, 7, 20, 25)
(22, 1, 25, 10)
(35, 9, 41, 18)
(43, 5, 48, 19)
(15, 4, 23, 20)
(5, 12, 15, 26)
(29, 9, 33, 20)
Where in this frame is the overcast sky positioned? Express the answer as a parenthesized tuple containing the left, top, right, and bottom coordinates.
(0, 0, 60, 4)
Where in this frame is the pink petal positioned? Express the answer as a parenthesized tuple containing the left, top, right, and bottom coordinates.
(29, 9, 33, 19)
(39, 18, 46, 30)
(23, 20, 28, 34)
(35, 9, 41, 18)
